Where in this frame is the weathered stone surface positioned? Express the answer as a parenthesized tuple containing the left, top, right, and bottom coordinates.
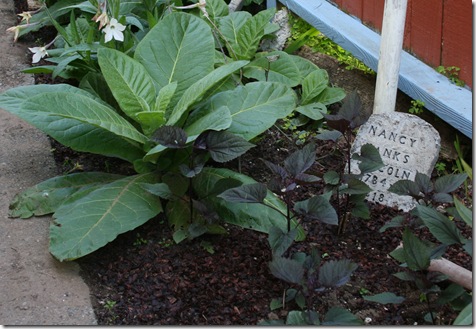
(350, 112, 441, 211)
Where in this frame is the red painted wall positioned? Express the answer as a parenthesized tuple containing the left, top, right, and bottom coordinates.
(335, 0, 472, 88)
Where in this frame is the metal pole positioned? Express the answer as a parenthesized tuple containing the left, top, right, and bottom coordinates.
(373, 0, 408, 114)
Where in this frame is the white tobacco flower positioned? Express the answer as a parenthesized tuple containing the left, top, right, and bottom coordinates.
(102, 18, 126, 42)
(6, 25, 21, 42)
(28, 46, 48, 63)
(18, 11, 32, 23)
(7, 22, 39, 42)
(93, 11, 109, 30)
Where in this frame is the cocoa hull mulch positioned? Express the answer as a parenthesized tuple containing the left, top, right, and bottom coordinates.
(74, 128, 472, 326)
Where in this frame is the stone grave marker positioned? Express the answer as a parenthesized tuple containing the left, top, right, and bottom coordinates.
(349, 112, 441, 211)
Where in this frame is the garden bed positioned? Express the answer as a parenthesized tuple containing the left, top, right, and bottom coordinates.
(8, 0, 473, 324)
(50, 51, 471, 324)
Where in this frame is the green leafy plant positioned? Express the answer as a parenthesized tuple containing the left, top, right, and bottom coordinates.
(1, 1, 347, 261)
(408, 99, 425, 115)
(436, 66, 465, 87)
(285, 15, 374, 75)
(0, 11, 298, 260)
(317, 91, 384, 233)
(434, 161, 447, 176)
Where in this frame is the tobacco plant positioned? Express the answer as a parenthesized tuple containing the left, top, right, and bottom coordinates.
(1, 1, 346, 261)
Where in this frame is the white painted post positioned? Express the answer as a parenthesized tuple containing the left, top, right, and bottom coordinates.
(373, 0, 408, 114)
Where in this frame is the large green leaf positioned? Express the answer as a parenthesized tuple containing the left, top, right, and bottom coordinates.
(217, 11, 251, 49)
(98, 48, 157, 122)
(9, 173, 124, 219)
(210, 82, 296, 140)
(233, 8, 276, 60)
(0, 85, 145, 162)
(21, 92, 148, 144)
(193, 168, 305, 239)
(312, 86, 346, 105)
(79, 72, 120, 110)
(300, 69, 329, 105)
(295, 102, 327, 120)
(134, 12, 215, 106)
(166, 60, 249, 126)
(184, 105, 232, 138)
(243, 51, 301, 87)
(49, 173, 162, 261)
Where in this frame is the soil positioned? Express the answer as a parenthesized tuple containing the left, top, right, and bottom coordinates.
(14, 1, 473, 324)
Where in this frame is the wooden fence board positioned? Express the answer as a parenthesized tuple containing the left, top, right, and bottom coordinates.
(441, 0, 472, 88)
(361, 0, 385, 31)
(408, 0, 443, 67)
(339, 0, 362, 19)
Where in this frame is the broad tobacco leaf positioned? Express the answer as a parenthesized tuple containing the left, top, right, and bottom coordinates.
(9, 173, 124, 219)
(300, 68, 329, 105)
(134, 12, 215, 107)
(243, 51, 301, 87)
(49, 173, 162, 261)
(167, 60, 249, 126)
(98, 48, 157, 123)
(0, 85, 145, 162)
(227, 8, 276, 60)
(209, 81, 296, 141)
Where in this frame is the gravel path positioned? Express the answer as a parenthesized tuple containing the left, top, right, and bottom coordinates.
(0, 0, 96, 324)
